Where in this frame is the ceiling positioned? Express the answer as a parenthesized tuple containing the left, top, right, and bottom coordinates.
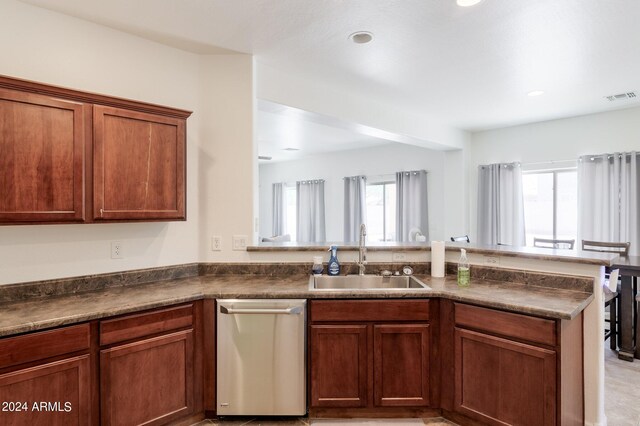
(22, 0, 640, 131)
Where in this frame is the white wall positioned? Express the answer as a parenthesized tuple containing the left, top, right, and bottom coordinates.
(259, 143, 447, 242)
(0, 0, 254, 284)
(197, 54, 257, 262)
(468, 106, 640, 241)
(443, 146, 470, 240)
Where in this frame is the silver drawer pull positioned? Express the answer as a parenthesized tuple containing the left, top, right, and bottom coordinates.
(219, 306, 303, 315)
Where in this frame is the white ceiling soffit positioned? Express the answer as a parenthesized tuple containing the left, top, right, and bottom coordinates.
(257, 100, 399, 163)
(21, 0, 640, 131)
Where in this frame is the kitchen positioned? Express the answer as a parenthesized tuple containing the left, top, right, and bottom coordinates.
(1, 1, 639, 426)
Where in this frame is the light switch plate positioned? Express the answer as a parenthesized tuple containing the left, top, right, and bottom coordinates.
(392, 252, 407, 261)
(232, 235, 248, 251)
(484, 256, 499, 265)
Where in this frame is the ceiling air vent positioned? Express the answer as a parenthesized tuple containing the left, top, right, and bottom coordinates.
(606, 92, 637, 102)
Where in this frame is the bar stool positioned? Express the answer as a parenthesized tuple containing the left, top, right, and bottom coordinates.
(582, 240, 630, 349)
(636, 294, 640, 358)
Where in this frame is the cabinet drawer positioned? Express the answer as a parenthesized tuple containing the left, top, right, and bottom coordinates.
(100, 304, 193, 346)
(311, 300, 430, 323)
(454, 303, 556, 347)
(0, 324, 90, 369)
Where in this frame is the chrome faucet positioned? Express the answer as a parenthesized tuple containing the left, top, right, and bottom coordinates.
(358, 223, 367, 275)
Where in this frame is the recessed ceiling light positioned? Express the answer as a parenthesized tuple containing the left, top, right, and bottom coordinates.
(283, 147, 300, 151)
(527, 90, 545, 97)
(457, 0, 483, 7)
(349, 31, 373, 44)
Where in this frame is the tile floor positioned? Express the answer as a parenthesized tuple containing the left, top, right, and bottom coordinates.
(604, 348, 640, 426)
(194, 349, 640, 426)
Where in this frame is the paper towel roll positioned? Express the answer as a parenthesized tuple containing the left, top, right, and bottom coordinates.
(431, 241, 445, 277)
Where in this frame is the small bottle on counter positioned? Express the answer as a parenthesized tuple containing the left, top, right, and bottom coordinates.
(312, 256, 324, 275)
(327, 245, 341, 276)
(457, 248, 470, 287)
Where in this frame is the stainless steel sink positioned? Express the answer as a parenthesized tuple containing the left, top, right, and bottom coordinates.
(309, 274, 431, 291)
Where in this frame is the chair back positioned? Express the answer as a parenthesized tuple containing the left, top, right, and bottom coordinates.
(533, 237, 575, 250)
(450, 235, 470, 243)
(581, 240, 630, 256)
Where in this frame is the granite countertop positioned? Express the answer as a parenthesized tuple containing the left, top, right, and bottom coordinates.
(0, 273, 593, 338)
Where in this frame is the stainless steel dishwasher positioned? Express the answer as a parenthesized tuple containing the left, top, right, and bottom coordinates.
(216, 299, 306, 416)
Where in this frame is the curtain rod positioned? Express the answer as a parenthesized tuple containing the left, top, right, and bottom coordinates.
(579, 152, 636, 161)
(522, 159, 576, 166)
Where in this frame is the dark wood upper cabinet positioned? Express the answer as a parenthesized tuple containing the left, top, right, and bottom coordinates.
(0, 88, 87, 223)
(0, 75, 191, 225)
(93, 106, 186, 221)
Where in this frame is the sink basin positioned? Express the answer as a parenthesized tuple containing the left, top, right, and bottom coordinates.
(309, 274, 431, 291)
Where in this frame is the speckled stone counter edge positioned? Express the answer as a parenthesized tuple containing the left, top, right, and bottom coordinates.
(0, 264, 199, 304)
(0, 261, 593, 304)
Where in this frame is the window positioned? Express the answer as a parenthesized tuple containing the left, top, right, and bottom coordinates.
(366, 182, 396, 242)
(285, 185, 297, 241)
(522, 169, 577, 246)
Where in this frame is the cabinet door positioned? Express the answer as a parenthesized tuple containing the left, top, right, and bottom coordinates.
(100, 330, 193, 426)
(93, 106, 185, 221)
(0, 88, 86, 223)
(373, 324, 430, 407)
(0, 355, 91, 426)
(310, 324, 368, 408)
(454, 328, 556, 426)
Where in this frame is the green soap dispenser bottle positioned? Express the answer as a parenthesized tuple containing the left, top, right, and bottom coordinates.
(457, 248, 470, 287)
(328, 245, 340, 276)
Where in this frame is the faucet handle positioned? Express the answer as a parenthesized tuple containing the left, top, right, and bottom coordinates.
(402, 266, 414, 276)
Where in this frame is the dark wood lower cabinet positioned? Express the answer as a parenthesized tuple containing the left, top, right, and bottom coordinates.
(310, 324, 368, 408)
(100, 329, 194, 426)
(454, 327, 557, 426)
(374, 324, 430, 407)
(309, 300, 433, 415)
(0, 297, 583, 426)
(0, 355, 91, 426)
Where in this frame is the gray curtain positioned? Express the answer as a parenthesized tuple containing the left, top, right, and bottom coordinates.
(395, 170, 429, 242)
(476, 163, 525, 246)
(296, 180, 326, 243)
(271, 182, 287, 236)
(578, 152, 639, 255)
(344, 175, 367, 242)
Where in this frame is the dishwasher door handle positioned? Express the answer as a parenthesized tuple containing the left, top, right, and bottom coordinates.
(219, 306, 303, 315)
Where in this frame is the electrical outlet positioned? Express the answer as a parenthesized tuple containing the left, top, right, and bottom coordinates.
(392, 252, 407, 262)
(111, 241, 123, 259)
(211, 236, 222, 251)
(485, 256, 499, 265)
(232, 235, 248, 251)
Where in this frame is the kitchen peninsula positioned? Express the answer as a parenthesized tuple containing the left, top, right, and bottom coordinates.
(0, 244, 614, 426)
